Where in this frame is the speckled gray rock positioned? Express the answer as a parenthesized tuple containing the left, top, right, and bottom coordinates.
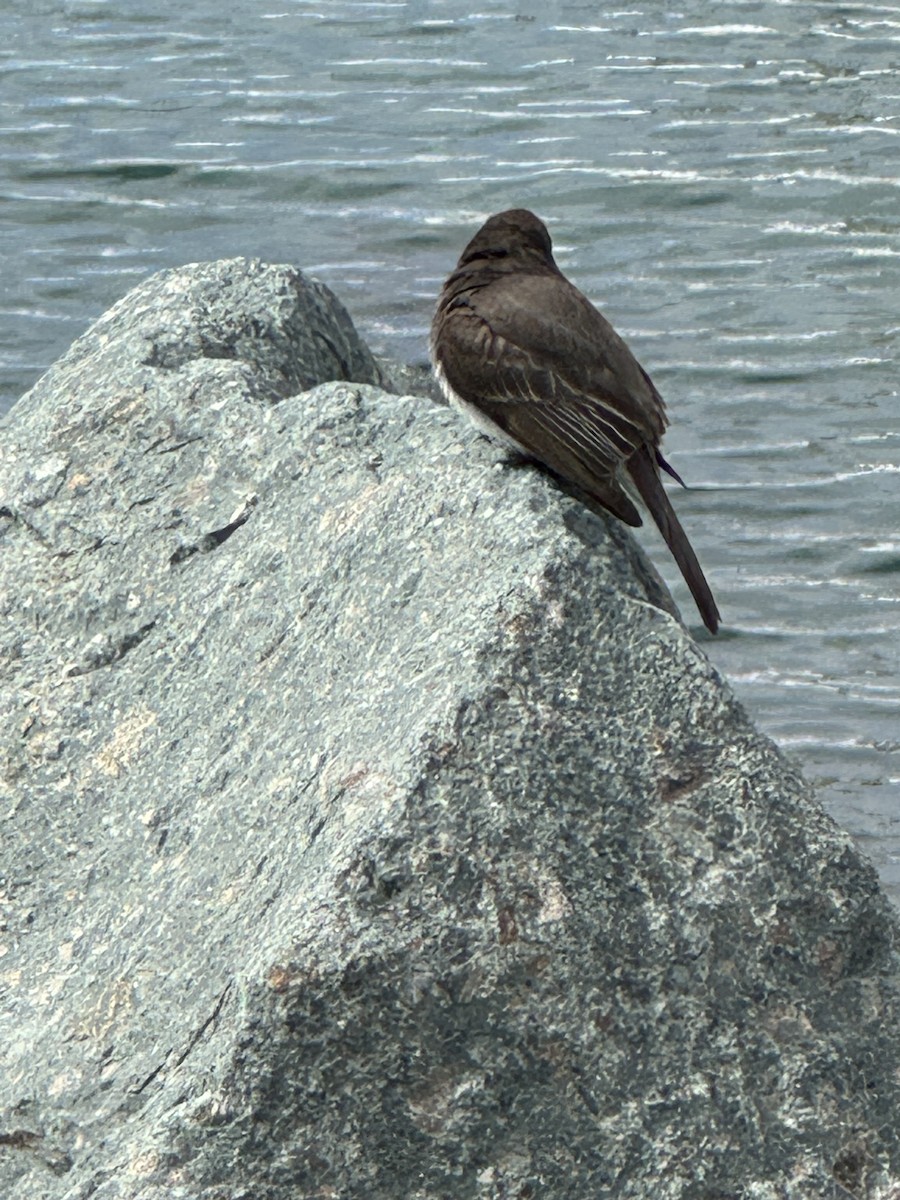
(1, 260, 899, 1200)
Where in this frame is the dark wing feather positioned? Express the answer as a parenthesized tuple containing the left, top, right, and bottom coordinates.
(435, 271, 667, 525)
(460, 272, 666, 432)
(478, 369, 643, 526)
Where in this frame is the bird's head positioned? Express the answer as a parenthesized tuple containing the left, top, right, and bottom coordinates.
(457, 209, 555, 270)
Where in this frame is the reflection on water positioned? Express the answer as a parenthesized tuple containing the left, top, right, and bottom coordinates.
(2, 0, 898, 897)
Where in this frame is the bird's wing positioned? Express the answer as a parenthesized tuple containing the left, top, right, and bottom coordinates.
(435, 272, 667, 524)
(455, 271, 666, 434)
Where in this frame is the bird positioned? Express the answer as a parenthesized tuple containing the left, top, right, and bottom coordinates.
(429, 208, 720, 634)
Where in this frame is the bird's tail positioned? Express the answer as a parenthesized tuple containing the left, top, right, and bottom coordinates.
(628, 445, 721, 634)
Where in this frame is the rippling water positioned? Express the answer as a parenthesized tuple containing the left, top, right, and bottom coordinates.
(3, 1, 899, 898)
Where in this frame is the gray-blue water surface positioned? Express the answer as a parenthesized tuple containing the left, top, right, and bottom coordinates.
(3, 0, 899, 899)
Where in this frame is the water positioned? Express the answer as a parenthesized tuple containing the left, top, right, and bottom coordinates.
(2, 0, 899, 898)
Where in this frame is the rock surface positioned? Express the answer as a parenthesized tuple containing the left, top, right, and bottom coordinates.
(1, 258, 899, 1200)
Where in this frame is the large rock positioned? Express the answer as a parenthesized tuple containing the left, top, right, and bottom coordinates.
(1, 258, 899, 1200)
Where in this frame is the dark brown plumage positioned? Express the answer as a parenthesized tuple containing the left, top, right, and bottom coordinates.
(430, 207, 720, 634)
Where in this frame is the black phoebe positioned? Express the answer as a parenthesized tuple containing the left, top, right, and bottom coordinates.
(430, 208, 721, 634)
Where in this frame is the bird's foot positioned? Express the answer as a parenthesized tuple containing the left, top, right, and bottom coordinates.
(497, 449, 538, 470)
